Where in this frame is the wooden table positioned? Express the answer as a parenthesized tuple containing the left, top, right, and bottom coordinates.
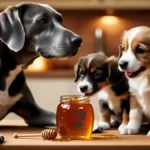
(0, 120, 150, 150)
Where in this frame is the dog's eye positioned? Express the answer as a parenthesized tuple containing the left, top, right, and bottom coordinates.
(120, 45, 125, 51)
(93, 70, 102, 78)
(38, 17, 49, 24)
(135, 46, 145, 54)
(79, 70, 84, 76)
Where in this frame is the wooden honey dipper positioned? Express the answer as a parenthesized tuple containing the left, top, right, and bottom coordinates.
(13, 129, 58, 140)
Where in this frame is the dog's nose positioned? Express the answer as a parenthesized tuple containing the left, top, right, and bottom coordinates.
(80, 86, 88, 92)
(119, 61, 128, 69)
(71, 36, 82, 47)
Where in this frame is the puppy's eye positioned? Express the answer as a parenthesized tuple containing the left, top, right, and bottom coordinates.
(135, 46, 145, 54)
(93, 70, 102, 78)
(38, 17, 49, 24)
(79, 70, 84, 76)
(120, 45, 125, 51)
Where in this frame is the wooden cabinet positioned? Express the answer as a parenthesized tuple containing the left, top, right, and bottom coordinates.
(1, 0, 150, 77)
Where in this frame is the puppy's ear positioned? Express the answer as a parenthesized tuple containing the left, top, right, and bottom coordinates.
(0, 6, 25, 52)
(118, 30, 127, 59)
(74, 57, 83, 82)
(106, 56, 118, 77)
(118, 44, 122, 59)
(122, 30, 127, 39)
(107, 56, 123, 84)
(107, 55, 118, 62)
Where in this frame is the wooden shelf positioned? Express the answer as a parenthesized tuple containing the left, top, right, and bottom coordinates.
(1, 0, 150, 10)
(25, 70, 74, 78)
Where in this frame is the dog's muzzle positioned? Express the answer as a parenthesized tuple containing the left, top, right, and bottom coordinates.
(52, 34, 82, 58)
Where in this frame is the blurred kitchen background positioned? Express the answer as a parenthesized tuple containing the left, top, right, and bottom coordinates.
(1, 0, 150, 122)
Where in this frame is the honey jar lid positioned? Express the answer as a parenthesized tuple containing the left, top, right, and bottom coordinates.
(60, 95, 90, 103)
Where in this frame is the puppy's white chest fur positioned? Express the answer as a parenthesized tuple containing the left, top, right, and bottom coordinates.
(129, 74, 150, 111)
(97, 86, 127, 115)
(0, 66, 23, 119)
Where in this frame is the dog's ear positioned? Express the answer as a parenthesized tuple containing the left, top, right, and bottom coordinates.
(107, 55, 117, 62)
(107, 56, 123, 84)
(0, 6, 25, 52)
(118, 30, 127, 59)
(118, 44, 122, 59)
(74, 57, 83, 82)
(106, 56, 118, 77)
(122, 30, 127, 39)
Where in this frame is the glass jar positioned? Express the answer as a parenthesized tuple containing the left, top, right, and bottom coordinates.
(56, 95, 94, 140)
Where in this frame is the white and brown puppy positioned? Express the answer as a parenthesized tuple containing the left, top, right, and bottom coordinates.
(118, 26, 150, 136)
(74, 53, 129, 132)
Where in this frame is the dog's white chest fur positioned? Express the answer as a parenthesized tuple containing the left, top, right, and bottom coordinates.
(0, 66, 23, 119)
(129, 74, 150, 112)
(97, 86, 128, 115)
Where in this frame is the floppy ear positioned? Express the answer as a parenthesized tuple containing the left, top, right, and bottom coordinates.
(107, 56, 123, 84)
(118, 44, 122, 59)
(106, 55, 118, 77)
(74, 57, 83, 82)
(122, 30, 127, 39)
(107, 55, 117, 62)
(118, 30, 127, 59)
(0, 6, 25, 52)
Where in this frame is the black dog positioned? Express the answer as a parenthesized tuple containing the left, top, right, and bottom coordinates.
(0, 2, 82, 143)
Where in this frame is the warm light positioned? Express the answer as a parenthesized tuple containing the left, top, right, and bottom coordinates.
(105, 9, 115, 15)
(27, 57, 47, 72)
(100, 16, 118, 25)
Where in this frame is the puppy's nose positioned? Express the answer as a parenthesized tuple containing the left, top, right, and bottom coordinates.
(80, 86, 88, 92)
(71, 36, 82, 47)
(119, 61, 128, 69)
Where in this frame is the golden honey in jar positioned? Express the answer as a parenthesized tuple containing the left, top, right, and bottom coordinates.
(56, 95, 94, 140)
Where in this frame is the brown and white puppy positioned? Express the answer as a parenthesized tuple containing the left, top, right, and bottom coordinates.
(118, 26, 150, 136)
(74, 53, 129, 132)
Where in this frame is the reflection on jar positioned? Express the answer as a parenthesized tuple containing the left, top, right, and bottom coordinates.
(56, 95, 94, 140)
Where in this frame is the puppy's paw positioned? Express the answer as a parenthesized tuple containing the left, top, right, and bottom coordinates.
(119, 126, 139, 135)
(118, 124, 126, 133)
(92, 121, 102, 133)
(93, 122, 99, 132)
(147, 130, 150, 136)
(111, 120, 120, 128)
(98, 122, 110, 130)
